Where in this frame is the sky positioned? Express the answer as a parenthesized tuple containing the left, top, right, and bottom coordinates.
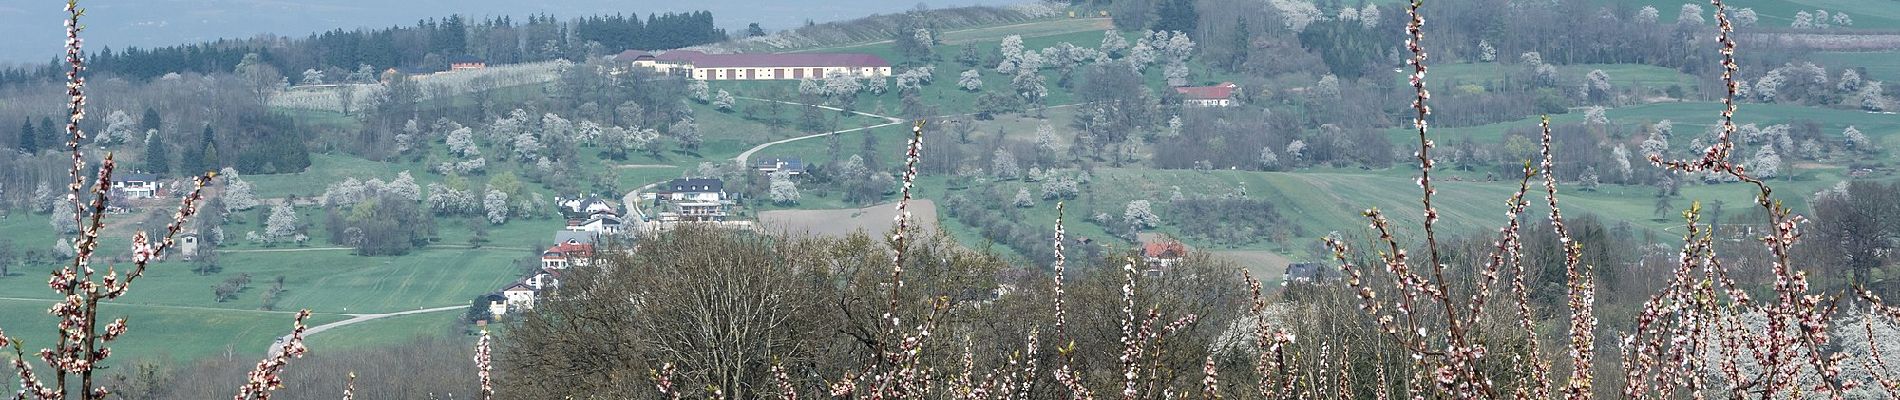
(0, 0, 1021, 65)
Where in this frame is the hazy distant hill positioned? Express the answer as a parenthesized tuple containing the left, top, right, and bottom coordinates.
(0, 0, 1021, 64)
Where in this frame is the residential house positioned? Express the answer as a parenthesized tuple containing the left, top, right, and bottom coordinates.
(541, 241, 596, 270)
(485, 294, 509, 319)
(1142, 240, 1189, 274)
(622, 50, 892, 80)
(1174, 82, 1239, 107)
(501, 282, 537, 312)
(566, 212, 626, 235)
(553, 230, 598, 246)
(1283, 262, 1338, 284)
(663, 178, 730, 222)
(752, 157, 809, 176)
(527, 268, 561, 291)
(177, 232, 200, 261)
(112, 172, 159, 199)
(558, 195, 619, 218)
(448, 55, 487, 70)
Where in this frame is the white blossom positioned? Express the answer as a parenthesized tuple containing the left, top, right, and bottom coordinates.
(688, 80, 710, 103)
(713, 90, 736, 111)
(99, 110, 138, 146)
(1099, 30, 1128, 56)
(1732, 8, 1759, 27)
(512, 131, 544, 162)
(993, 149, 1021, 179)
(1258, 146, 1281, 170)
(959, 69, 983, 91)
(300, 69, 325, 86)
(1012, 187, 1035, 208)
(1124, 200, 1159, 229)
(1792, 11, 1815, 29)
(1845, 125, 1872, 151)
(264, 203, 299, 243)
(574, 120, 604, 146)
(1611, 144, 1633, 178)
(1036, 124, 1059, 154)
(1635, 6, 1660, 23)
(1584, 106, 1610, 126)
(797, 78, 823, 96)
(322, 178, 368, 207)
(768, 169, 799, 205)
(220, 167, 261, 211)
(1587, 69, 1614, 98)
(1040, 174, 1079, 199)
(1840, 69, 1862, 93)
(1861, 81, 1887, 111)
(1677, 4, 1704, 25)
(1750, 145, 1781, 178)
(484, 188, 509, 224)
(1315, 75, 1342, 98)
(387, 171, 421, 201)
(1359, 4, 1380, 28)
(1012, 70, 1047, 103)
(1478, 40, 1497, 62)
(426, 183, 476, 215)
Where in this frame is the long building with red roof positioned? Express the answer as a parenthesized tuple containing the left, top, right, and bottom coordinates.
(615, 49, 892, 81)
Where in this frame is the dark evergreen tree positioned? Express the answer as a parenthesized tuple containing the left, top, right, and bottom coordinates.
(17, 119, 34, 153)
(140, 107, 162, 134)
(192, 124, 218, 174)
(746, 23, 767, 37)
(1153, 0, 1198, 34)
(144, 131, 169, 174)
(38, 117, 57, 149)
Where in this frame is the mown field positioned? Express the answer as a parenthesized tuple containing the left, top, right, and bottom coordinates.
(0, 298, 349, 366)
(1594, 0, 1900, 29)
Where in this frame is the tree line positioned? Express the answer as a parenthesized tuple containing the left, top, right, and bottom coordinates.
(0, 11, 730, 88)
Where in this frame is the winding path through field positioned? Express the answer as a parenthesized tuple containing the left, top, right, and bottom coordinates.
(268, 304, 466, 358)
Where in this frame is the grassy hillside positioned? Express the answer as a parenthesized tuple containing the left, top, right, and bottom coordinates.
(1594, 0, 1900, 29)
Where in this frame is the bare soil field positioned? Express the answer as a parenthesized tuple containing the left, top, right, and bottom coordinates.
(758, 199, 940, 238)
(1209, 250, 1295, 284)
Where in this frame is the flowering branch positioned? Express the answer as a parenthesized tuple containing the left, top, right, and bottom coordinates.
(234, 310, 313, 400)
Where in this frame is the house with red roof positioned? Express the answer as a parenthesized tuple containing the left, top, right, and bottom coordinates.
(618, 49, 892, 81)
(541, 241, 596, 270)
(1142, 240, 1189, 273)
(1174, 82, 1239, 107)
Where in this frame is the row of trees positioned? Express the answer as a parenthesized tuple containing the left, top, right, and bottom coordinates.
(0, 11, 730, 87)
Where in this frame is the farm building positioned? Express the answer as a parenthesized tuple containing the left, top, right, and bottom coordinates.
(448, 55, 487, 70)
(617, 49, 892, 81)
(1175, 82, 1239, 107)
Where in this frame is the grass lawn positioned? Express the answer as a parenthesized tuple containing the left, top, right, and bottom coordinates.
(1396, 101, 1900, 148)
(0, 247, 527, 315)
(303, 311, 475, 352)
(1591, 0, 1900, 29)
(0, 298, 348, 366)
(1425, 62, 1700, 95)
(1813, 51, 1900, 84)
